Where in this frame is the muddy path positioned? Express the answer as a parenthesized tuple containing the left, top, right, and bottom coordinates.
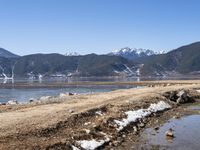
(0, 81, 200, 149)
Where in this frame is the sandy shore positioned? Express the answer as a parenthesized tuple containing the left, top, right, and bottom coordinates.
(0, 80, 200, 149)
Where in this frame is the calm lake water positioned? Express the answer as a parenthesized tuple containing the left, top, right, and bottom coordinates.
(0, 77, 139, 103)
(0, 76, 199, 103)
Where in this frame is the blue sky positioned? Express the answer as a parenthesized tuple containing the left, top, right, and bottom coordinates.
(0, 0, 199, 56)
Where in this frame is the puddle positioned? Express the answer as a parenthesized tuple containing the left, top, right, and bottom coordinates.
(139, 115, 200, 150)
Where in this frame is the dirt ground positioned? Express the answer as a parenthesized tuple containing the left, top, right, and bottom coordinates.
(0, 80, 200, 149)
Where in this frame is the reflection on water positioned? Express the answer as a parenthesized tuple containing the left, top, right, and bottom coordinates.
(140, 114, 200, 150)
(1, 76, 200, 85)
(0, 78, 14, 84)
(0, 77, 142, 84)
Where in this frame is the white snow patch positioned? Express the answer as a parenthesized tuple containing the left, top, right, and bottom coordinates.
(196, 90, 200, 93)
(147, 101, 171, 112)
(76, 137, 110, 150)
(95, 111, 103, 116)
(113, 70, 120, 74)
(72, 145, 80, 150)
(136, 68, 140, 76)
(124, 65, 134, 74)
(84, 129, 91, 134)
(114, 101, 171, 131)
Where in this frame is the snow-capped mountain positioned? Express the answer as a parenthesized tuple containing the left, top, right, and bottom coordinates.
(108, 47, 165, 60)
(65, 52, 80, 56)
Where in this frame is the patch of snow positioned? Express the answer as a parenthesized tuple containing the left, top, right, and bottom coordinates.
(147, 101, 171, 112)
(65, 52, 79, 56)
(124, 65, 134, 74)
(95, 111, 103, 116)
(76, 137, 110, 150)
(196, 90, 200, 93)
(6, 100, 18, 105)
(84, 129, 91, 134)
(72, 145, 80, 150)
(114, 101, 171, 131)
(136, 68, 140, 76)
(113, 70, 120, 74)
(109, 47, 166, 60)
(84, 122, 91, 126)
(155, 50, 166, 55)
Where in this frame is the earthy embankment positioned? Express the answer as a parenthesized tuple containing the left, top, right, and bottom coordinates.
(0, 80, 200, 149)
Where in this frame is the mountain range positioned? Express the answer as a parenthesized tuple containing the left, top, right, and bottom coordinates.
(108, 47, 165, 60)
(0, 42, 200, 78)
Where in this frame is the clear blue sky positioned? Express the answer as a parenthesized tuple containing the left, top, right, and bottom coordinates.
(0, 0, 199, 56)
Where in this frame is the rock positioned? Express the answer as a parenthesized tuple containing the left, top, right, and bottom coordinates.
(139, 123, 145, 128)
(169, 91, 178, 102)
(84, 129, 90, 134)
(84, 122, 91, 126)
(176, 90, 190, 104)
(6, 100, 18, 105)
(103, 119, 108, 124)
(142, 118, 148, 123)
(164, 90, 193, 104)
(167, 83, 171, 86)
(177, 97, 184, 104)
(29, 98, 35, 103)
(177, 90, 187, 99)
(0, 102, 6, 106)
(133, 126, 137, 132)
(173, 115, 180, 119)
(163, 91, 178, 102)
(154, 127, 159, 130)
(165, 129, 174, 138)
(113, 141, 120, 147)
(69, 92, 74, 96)
(68, 109, 74, 113)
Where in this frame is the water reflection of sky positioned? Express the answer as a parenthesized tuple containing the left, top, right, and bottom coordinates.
(140, 114, 200, 150)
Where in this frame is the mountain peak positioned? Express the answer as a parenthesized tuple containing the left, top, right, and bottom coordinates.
(65, 52, 80, 56)
(109, 47, 165, 60)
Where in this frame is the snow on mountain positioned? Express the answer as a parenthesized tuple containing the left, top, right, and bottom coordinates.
(108, 47, 165, 60)
(65, 52, 80, 56)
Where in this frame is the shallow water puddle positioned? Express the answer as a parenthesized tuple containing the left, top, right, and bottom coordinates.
(140, 114, 200, 150)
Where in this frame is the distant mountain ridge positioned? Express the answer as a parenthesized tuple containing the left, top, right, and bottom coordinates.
(0, 48, 19, 58)
(108, 47, 165, 60)
(13, 53, 138, 77)
(137, 42, 200, 76)
(0, 42, 200, 78)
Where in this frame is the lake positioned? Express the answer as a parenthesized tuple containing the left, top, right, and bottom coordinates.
(0, 77, 139, 103)
(1, 76, 198, 103)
